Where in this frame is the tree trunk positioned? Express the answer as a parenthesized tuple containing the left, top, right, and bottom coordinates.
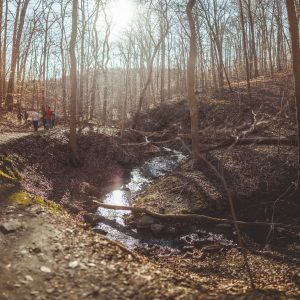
(89, 1, 100, 121)
(60, 12, 67, 119)
(100, 4, 111, 125)
(160, 16, 166, 102)
(42, 9, 51, 108)
(78, 0, 86, 120)
(1, 0, 7, 100)
(0, 0, 3, 107)
(5, 0, 29, 111)
(102, 73, 108, 124)
(238, 0, 252, 103)
(167, 33, 171, 99)
(19, 17, 38, 108)
(286, 0, 300, 189)
(211, 42, 217, 91)
(69, 0, 79, 165)
(186, 0, 200, 160)
(247, 0, 259, 77)
(275, 0, 283, 72)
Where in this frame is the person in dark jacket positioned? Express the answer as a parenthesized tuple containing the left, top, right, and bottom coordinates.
(45, 106, 52, 129)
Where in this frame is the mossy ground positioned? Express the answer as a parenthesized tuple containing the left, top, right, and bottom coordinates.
(0, 154, 64, 214)
(9, 191, 32, 205)
(0, 154, 21, 184)
(8, 190, 65, 214)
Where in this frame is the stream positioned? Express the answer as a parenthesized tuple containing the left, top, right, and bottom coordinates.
(96, 148, 234, 251)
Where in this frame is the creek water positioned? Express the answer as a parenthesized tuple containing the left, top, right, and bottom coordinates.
(96, 148, 234, 250)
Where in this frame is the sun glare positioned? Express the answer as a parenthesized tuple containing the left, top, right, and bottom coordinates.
(109, 0, 135, 34)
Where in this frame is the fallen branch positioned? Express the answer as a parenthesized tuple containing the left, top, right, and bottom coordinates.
(93, 201, 300, 231)
(201, 135, 297, 153)
(123, 128, 297, 149)
(227, 135, 297, 146)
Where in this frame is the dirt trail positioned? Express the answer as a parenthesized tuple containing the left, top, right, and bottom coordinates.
(0, 192, 206, 300)
(0, 132, 32, 146)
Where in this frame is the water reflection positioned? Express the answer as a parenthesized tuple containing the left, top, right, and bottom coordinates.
(127, 168, 151, 196)
(97, 189, 130, 225)
(110, 190, 127, 206)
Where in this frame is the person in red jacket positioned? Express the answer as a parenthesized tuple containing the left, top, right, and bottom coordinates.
(45, 106, 52, 129)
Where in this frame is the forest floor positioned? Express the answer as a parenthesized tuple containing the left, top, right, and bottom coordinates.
(0, 188, 207, 300)
(0, 73, 300, 299)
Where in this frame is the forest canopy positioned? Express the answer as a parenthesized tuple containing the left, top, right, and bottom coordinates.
(0, 0, 298, 118)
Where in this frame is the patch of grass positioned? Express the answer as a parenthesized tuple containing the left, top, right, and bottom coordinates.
(34, 195, 47, 206)
(33, 194, 64, 214)
(8, 190, 64, 214)
(0, 155, 21, 184)
(34, 195, 64, 214)
(47, 200, 64, 214)
(0, 169, 16, 181)
(9, 191, 32, 205)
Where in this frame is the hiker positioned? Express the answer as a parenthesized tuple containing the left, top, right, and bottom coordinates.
(45, 106, 52, 129)
(17, 109, 22, 123)
(32, 110, 39, 131)
(42, 110, 46, 129)
(51, 111, 56, 128)
(24, 110, 29, 122)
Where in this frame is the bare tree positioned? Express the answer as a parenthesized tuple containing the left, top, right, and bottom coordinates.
(100, 3, 112, 125)
(246, 0, 259, 77)
(59, 0, 68, 120)
(69, 0, 79, 165)
(1, 0, 8, 102)
(18, 12, 40, 107)
(89, 0, 100, 120)
(238, 0, 252, 102)
(286, 0, 300, 189)
(0, 0, 3, 106)
(132, 8, 170, 129)
(78, 0, 87, 120)
(186, 0, 200, 159)
(159, 0, 170, 102)
(5, 0, 30, 111)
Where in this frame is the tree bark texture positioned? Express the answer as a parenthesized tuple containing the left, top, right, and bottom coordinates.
(186, 0, 200, 160)
(5, 0, 29, 111)
(69, 0, 79, 165)
(286, 0, 300, 189)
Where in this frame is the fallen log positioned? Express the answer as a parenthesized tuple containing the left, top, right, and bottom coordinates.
(123, 128, 297, 149)
(228, 135, 297, 146)
(201, 135, 298, 153)
(94, 201, 300, 231)
(128, 129, 297, 145)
